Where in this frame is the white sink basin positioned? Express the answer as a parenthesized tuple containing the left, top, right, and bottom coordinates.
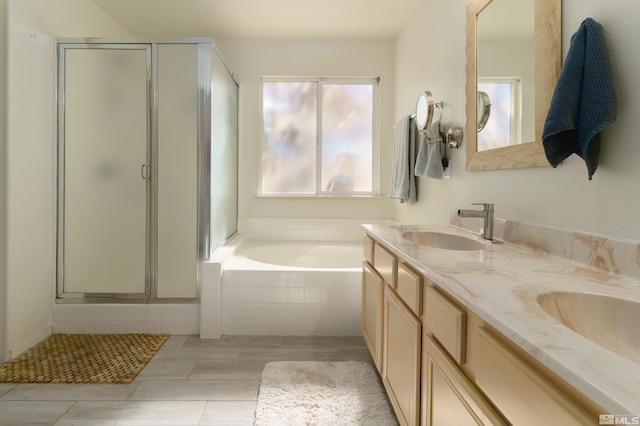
(401, 231, 487, 251)
(537, 291, 640, 364)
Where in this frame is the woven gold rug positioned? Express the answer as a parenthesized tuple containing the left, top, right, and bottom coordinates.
(0, 334, 169, 384)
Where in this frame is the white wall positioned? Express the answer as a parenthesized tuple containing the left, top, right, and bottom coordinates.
(5, 0, 131, 358)
(394, 0, 640, 240)
(214, 39, 396, 220)
(0, 0, 8, 362)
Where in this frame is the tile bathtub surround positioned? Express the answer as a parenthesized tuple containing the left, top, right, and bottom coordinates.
(200, 261, 224, 339)
(364, 222, 640, 416)
(52, 304, 200, 335)
(0, 335, 375, 425)
(221, 269, 362, 336)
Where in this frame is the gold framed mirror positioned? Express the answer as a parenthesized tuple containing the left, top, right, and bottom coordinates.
(465, 0, 562, 171)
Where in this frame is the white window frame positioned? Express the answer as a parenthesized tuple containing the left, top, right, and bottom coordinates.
(259, 76, 379, 197)
(478, 76, 522, 148)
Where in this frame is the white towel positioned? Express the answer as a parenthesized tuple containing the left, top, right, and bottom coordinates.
(389, 116, 416, 204)
(414, 120, 444, 179)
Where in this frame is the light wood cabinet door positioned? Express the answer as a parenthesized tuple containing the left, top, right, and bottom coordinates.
(383, 286, 421, 426)
(422, 334, 507, 426)
(362, 261, 384, 372)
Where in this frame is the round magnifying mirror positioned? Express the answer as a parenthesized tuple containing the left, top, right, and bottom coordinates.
(477, 91, 492, 132)
(415, 91, 434, 133)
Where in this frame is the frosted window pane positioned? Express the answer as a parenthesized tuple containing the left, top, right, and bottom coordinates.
(262, 82, 316, 194)
(477, 82, 513, 151)
(321, 84, 373, 192)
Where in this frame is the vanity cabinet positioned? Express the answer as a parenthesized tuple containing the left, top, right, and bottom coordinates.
(383, 264, 422, 426)
(472, 327, 595, 426)
(397, 260, 422, 316)
(374, 243, 397, 287)
(361, 235, 389, 373)
(423, 334, 507, 426)
(362, 260, 384, 372)
(421, 281, 595, 425)
(421, 281, 504, 425)
(362, 232, 601, 426)
(361, 235, 422, 425)
(423, 286, 466, 364)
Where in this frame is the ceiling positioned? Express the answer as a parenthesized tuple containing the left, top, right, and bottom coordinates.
(91, 0, 422, 40)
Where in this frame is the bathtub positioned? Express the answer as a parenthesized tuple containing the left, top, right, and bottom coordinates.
(220, 239, 363, 336)
(226, 240, 362, 270)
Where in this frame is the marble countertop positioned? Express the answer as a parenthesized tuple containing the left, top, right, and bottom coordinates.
(362, 223, 640, 416)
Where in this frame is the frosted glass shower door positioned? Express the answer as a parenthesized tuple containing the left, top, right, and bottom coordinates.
(61, 46, 150, 295)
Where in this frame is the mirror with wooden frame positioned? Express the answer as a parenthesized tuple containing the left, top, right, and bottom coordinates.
(465, 0, 562, 171)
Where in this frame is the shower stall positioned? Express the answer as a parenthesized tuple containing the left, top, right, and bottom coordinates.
(56, 38, 238, 304)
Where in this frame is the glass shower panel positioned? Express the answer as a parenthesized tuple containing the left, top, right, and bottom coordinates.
(62, 47, 149, 294)
(155, 44, 198, 298)
(210, 49, 238, 251)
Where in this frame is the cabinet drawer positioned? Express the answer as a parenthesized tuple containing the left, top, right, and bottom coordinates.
(374, 244, 397, 287)
(475, 327, 594, 426)
(424, 286, 466, 364)
(363, 234, 375, 264)
(397, 262, 422, 316)
(423, 334, 507, 426)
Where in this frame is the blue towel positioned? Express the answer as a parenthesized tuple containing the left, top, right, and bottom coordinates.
(389, 116, 416, 204)
(542, 18, 617, 180)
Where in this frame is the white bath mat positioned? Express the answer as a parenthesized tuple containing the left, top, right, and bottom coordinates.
(254, 361, 398, 426)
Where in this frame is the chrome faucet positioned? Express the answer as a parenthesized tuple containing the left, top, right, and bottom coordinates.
(457, 203, 494, 241)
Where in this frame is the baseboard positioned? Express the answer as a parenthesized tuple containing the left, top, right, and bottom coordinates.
(7, 326, 53, 360)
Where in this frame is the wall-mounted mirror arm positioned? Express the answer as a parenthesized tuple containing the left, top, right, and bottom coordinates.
(414, 91, 463, 148)
(446, 127, 464, 148)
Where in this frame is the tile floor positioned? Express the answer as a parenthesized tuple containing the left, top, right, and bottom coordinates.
(0, 335, 383, 425)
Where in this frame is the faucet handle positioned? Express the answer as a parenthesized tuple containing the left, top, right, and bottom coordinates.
(472, 203, 494, 211)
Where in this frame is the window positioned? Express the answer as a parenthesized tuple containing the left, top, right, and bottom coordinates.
(260, 78, 378, 196)
(477, 77, 522, 151)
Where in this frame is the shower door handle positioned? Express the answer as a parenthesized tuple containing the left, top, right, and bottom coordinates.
(141, 163, 150, 180)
